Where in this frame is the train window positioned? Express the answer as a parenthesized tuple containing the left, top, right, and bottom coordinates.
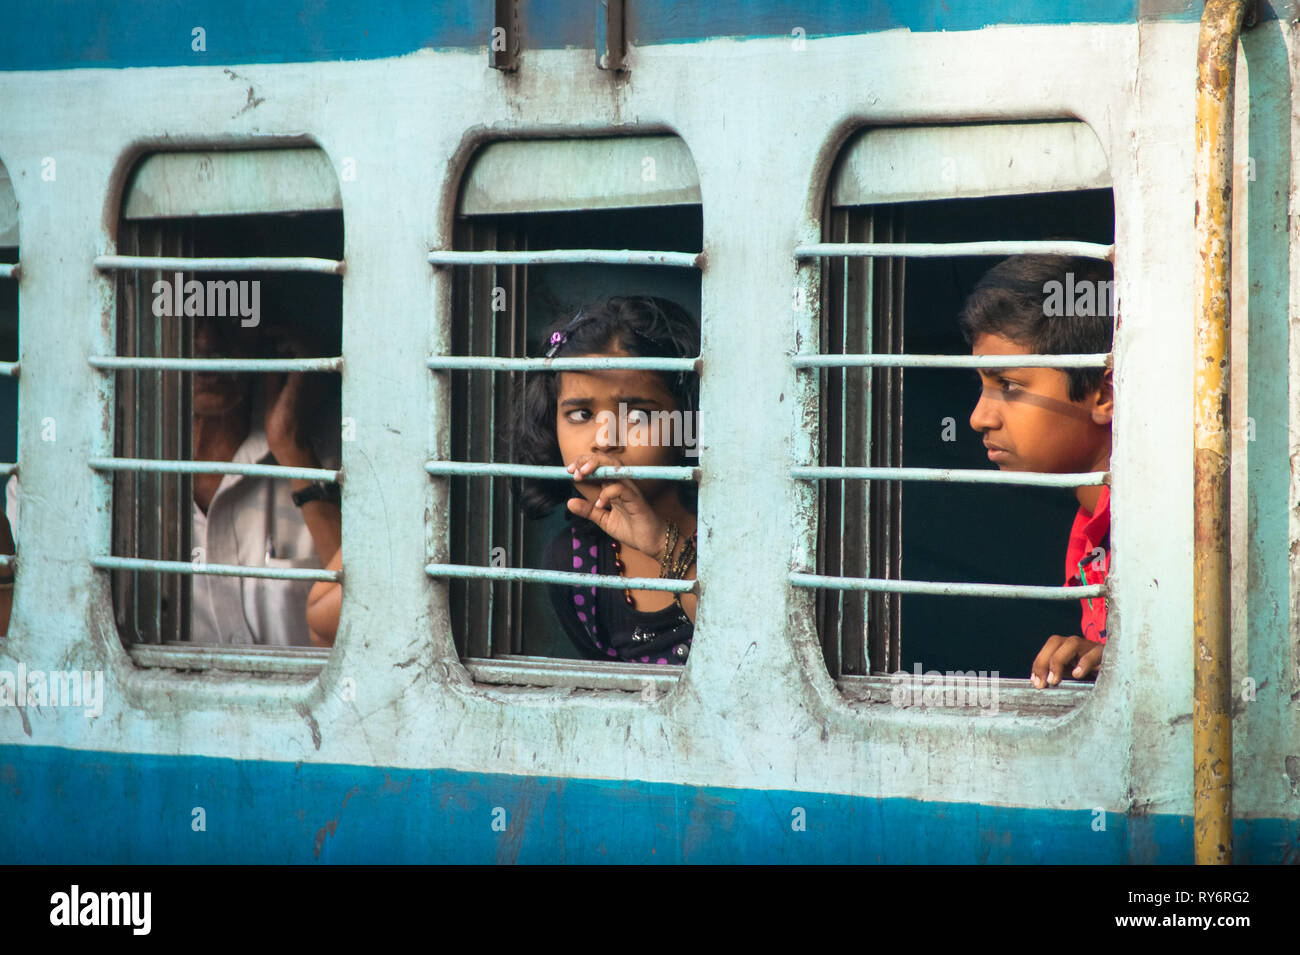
(428, 135, 703, 686)
(93, 148, 344, 657)
(798, 121, 1114, 686)
(0, 162, 18, 637)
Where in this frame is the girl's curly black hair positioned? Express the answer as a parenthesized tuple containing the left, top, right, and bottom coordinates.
(511, 296, 700, 519)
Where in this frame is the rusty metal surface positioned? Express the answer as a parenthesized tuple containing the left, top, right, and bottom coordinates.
(1192, 0, 1249, 866)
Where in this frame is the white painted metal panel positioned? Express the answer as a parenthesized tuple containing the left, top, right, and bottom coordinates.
(457, 136, 700, 215)
(831, 121, 1112, 206)
(122, 148, 341, 219)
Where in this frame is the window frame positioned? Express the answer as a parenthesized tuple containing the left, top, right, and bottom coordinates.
(426, 134, 706, 691)
(95, 146, 346, 666)
(799, 120, 1116, 711)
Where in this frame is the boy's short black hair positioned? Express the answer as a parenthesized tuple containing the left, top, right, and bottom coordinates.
(512, 296, 700, 519)
(957, 254, 1115, 402)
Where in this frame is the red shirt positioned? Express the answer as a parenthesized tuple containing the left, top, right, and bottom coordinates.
(1064, 485, 1110, 643)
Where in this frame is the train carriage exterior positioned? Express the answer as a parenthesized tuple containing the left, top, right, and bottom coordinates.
(0, 0, 1298, 863)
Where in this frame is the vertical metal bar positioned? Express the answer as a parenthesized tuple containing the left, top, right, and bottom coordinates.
(841, 210, 869, 675)
(597, 0, 627, 72)
(867, 211, 887, 674)
(487, 232, 511, 657)
(471, 224, 496, 658)
(158, 225, 184, 643)
(113, 223, 139, 642)
(179, 226, 193, 642)
(869, 208, 905, 673)
(817, 208, 848, 678)
(887, 211, 905, 670)
(491, 0, 519, 72)
(503, 229, 526, 654)
(448, 221, 472, 657)
(1192, 0, 1248, 866)
(137, 224, 163, 642)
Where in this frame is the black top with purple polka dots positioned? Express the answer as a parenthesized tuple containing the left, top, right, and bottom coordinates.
(544, 520, 693, 665)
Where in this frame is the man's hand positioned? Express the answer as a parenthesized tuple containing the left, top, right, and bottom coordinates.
(1030, 634, 1103, 689)
(565, 453, 669, 560)
(263, 372, 316, 468)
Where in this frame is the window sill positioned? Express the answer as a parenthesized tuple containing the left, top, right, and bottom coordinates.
(837, 673, 1092, 716)
(127, 643, 330, 676)
(462, 655, 682, 693)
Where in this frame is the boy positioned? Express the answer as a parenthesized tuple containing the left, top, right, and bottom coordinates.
(958, 254, 1114, 688)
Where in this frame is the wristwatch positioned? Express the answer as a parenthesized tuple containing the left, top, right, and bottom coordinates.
(291, 481, 340, 508)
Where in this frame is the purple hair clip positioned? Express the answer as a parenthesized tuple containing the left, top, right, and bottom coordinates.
(545, 311, 586, 358)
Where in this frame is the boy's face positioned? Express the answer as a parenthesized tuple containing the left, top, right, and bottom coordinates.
(555, 358, 683, 507)
(969, 332, 1112, 474)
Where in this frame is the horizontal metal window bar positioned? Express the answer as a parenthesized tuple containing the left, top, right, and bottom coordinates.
(792, 353, 1111, 369)
(426, 563, 694, 593)
(464, 656, 681, 691)
(427, 355, 699, 372)
(129, 643, 329, 674)
(427, 249, 703, 269)
(790, 572, 1104, 600)
(0, 362, 18, 378)
(0, 463, 16, 477)
(90, 457, 339, 482)
(794, 240, 1114, 261)
(93, 254, 346, 275)
(93, 555, 339, 583)
(89, 355, 343, 373)
(792, 466, 1109, 487)
(0, 555, 14, 572)
(426, 461, 699, 481)
(0, 264, 18, 280)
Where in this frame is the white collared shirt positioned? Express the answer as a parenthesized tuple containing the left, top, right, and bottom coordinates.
(188, 419, 326, 646)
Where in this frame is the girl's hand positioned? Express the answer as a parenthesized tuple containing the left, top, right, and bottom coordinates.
(565, 452, 668, 560)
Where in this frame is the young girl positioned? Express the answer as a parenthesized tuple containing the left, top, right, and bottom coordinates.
(516, 296, 700, 664)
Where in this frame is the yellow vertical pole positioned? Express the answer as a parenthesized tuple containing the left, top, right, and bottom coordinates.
(1192, 0, 1248, 865)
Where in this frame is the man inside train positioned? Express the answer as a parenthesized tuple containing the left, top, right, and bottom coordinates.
(959, 254, 1114, 688)
(185, 315, 341, 645)
(4, 314, 340, 646)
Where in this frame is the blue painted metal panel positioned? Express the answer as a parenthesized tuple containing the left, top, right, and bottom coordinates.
(3, 745, 1296, 863)
(0, 0, 1208, 72)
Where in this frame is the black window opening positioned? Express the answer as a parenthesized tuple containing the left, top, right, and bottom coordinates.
(0, 160, 18, 637)
(107, 150, 344, 649)
(815, 123, 1114, 679)
(439, 136, 703, 663)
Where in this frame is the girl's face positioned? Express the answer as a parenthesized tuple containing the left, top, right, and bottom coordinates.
(555, 354, 685, 507)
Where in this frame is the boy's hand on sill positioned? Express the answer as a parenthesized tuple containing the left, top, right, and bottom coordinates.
(1030, 634, 1103, 689)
